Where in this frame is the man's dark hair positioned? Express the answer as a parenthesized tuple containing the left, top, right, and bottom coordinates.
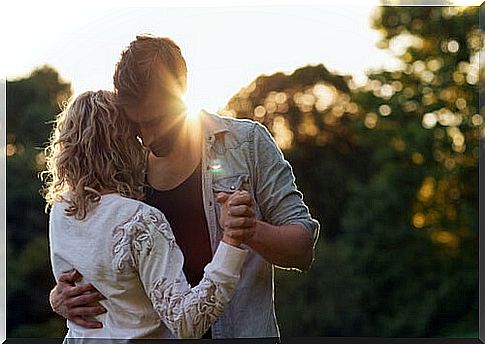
(113, 34, 187, 106)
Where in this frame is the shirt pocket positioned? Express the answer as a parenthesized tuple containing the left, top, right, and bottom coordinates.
(212, 173, 250, 194)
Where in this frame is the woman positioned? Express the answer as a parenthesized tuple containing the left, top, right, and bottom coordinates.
(43, 90, 247, 341)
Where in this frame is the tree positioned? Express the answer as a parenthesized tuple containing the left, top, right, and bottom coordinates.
(344, 6, 480, 336)
(7, 66, 71, 336)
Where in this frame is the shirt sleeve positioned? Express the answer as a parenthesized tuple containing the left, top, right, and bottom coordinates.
(132, 206, 248, 339)
(251, 122, 321, 245)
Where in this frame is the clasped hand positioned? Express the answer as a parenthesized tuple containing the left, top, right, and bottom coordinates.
(216, 190, 257, 247)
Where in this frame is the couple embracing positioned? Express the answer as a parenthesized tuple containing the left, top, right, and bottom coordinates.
(45, 34, 320, 342)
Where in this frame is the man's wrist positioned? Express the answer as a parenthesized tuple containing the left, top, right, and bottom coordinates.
(245, 220, 265, 248)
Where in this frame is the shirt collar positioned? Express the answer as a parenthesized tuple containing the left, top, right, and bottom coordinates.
(200, 109, 230, 143)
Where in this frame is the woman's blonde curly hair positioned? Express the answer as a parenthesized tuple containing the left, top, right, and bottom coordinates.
(42, 90, 147, 220)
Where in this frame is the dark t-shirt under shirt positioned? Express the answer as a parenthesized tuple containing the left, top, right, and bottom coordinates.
(144, 160, 213, 339)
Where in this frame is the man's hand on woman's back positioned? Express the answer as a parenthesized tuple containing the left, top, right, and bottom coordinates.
(50, 268, 107, 328)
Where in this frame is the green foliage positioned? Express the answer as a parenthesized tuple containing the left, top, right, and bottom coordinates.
(275, 241, 365, 336)
(343, 7, 480, 336)
(7, 66, 71, 251)
(7, 66, 71, 337)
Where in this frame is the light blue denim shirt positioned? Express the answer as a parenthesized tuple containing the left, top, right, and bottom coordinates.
(198, 110, 320, 340)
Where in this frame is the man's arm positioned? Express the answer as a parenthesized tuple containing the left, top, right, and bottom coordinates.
(216, 192, 315, 271)
(250, 122, 320, 271)
(248, 222, 314, 271)
(217, 122, 320, 272)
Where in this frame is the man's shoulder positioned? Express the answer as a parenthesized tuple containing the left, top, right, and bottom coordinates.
(201, 109, 259, 138)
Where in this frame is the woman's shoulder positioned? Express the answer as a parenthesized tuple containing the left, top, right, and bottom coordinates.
(49, 194, 71, 218)
(105, 194, 168, 224)
(109, 195, 175, 246)
(49, 193, 169, 230)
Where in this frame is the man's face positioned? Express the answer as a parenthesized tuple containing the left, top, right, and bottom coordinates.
(124, 80, 187, 157)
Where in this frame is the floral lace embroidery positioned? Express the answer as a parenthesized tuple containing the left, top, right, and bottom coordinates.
(112, 205, 175, 274)
(149, 276, 226, 339)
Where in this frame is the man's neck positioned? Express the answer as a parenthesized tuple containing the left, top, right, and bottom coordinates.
(149, 115, 202, 163)
(146, 115, 203, 190)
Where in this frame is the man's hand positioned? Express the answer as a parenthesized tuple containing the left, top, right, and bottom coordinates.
(216, 191, 256, 245)
(50, 269, 107, 328)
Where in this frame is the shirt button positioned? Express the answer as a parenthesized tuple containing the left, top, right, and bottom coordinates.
(230, 185, 236, 190)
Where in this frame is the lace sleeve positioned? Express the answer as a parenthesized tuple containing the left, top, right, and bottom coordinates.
(130, 206, 248, 339)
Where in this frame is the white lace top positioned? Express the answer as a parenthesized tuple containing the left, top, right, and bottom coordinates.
(48, 193, 247, 340)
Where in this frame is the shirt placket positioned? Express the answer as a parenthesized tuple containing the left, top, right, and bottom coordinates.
(201, 134, 219, 253)
(201, 132, 226, 339)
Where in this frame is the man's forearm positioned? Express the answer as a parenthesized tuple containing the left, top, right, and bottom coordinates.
(246, 221, 315, 271)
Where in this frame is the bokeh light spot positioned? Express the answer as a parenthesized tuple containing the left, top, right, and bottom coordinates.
(422, 112, 437, 129)
(379, 104, 392, 116)
(364, 112, 378, 129)
(413, 212, 426, 228)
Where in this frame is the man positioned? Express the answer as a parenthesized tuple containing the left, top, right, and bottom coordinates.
(49, 34, 320, 340)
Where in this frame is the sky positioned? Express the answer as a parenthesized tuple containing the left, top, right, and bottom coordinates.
(1, 3, 407, 114)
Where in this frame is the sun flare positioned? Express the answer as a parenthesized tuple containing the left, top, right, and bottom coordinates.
(182, 90, 202, 121)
